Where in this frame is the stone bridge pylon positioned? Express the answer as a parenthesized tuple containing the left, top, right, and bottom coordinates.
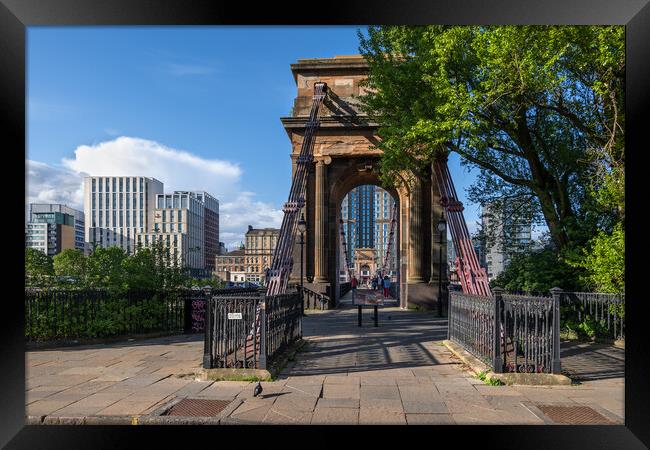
(281, 55, 448, 310)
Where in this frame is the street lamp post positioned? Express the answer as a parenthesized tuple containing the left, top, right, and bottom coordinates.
(437, 213, 447, 317)
(297, 213, 307, 316)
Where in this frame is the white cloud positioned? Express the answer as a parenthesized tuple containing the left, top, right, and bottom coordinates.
(26, 160, 84, 221)
(27, 136, 283, 245)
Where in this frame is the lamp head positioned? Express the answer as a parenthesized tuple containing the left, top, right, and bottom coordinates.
(297, 213, 307, 234)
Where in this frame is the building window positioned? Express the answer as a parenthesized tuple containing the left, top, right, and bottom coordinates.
(112, 178, 116, 192)
(157, 196, 164, 208)
(98, 178, 103, 192)
(139, 178, 143, 192)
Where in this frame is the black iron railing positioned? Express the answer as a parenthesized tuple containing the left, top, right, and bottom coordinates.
(203, 289, 302, 369)
(25, 288, 187, 341)
(184, 287, 259, 333)
(448, 291, 498, 370)
(301, 286, 330, 310)
(448, 288, 561, 374)
(501, 290, 560, 374)
(556, 289, 625, 341)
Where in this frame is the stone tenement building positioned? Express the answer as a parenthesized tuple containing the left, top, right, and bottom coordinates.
(244, 225, 280, 284)
(214, 248, 246, 283)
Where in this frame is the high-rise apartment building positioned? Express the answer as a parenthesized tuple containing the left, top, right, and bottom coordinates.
(244, 225, 279, 284)
(84, 176, 163, 254)
(482, 200, 532, 280)
(185, 191, 219, 274)
(27, 203, 85, 254)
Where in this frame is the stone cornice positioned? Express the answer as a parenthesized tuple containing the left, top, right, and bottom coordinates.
(280, 115, 377, 133)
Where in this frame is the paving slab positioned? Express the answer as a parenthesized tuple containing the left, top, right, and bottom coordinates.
(316, 398, 360, 409)
(359, 407, 407, 425)
(311, 407, 359, 425)
(406, 413, 456, 425)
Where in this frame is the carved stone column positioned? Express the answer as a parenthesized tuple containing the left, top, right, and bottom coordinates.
(314, 159, 327, 283)
(408, 177, 424, 282)
(430, 162, 443, 284)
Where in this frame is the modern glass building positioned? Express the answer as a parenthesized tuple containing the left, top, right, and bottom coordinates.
(28, 203, 85, 254)
(26, 204, 83, 256)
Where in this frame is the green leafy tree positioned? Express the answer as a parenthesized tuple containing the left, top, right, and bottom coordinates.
(53, 249, 88, 286)
(86, 246, 128, 290)
(569, 222, 624, 293)
(491, 247, 583, 293)
(25, 248, 54, 287)
(358, 25, 624, 253)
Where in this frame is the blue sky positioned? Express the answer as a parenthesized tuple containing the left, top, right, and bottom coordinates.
(27, 26, 483, 248)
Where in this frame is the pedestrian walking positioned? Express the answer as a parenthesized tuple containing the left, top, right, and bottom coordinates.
(351, 275, 358, 302)
(371, 277, 377, 291)
(383, 275, 391, 298)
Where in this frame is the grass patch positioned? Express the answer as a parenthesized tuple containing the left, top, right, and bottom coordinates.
(475, 370, 505, 386)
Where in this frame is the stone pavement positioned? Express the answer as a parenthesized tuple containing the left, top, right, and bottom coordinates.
(25, 304, 624, 425)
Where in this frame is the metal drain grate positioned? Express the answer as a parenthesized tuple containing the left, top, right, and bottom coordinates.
(536, 405, 614, 424)
(163, 399, 232, 417)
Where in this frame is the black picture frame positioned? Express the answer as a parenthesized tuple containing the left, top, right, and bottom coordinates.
(2, 0, 648, 447)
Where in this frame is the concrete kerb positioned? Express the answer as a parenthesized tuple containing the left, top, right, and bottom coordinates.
(443, 339, 571, 386)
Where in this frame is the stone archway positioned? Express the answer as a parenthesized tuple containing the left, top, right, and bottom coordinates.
(281, 55, 448, 310)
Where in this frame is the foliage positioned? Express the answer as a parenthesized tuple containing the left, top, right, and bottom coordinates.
(29, 238, 214, 291)
(357, 25, 624, 253)
(25, 289, 184, 341)
(53, 249, 87, 285)
(490, 247, 583, 292)
(25, 248, 54, 287)
(568, 222, 624, 293)
(475, 370, 504, 386)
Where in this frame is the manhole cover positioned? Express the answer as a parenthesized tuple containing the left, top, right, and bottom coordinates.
(536, 405, 614, 424)
(163, 399, 231, 417)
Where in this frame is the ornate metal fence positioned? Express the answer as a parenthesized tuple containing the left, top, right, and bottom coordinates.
(557, 290, 625, 341)
(184, 287, 259, 333)
(448, 291, 498, 369)
(301, 286, 330, 310)
(25, 288, 187, 342)
(204, 290, 302, 369)
(501, 290, 560, 374)
(449, 288, 561, 374)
